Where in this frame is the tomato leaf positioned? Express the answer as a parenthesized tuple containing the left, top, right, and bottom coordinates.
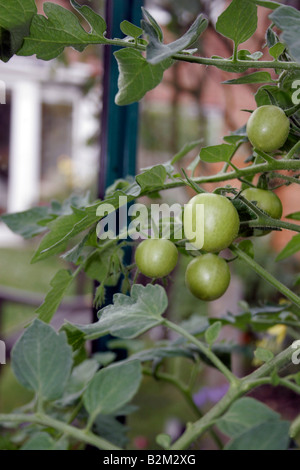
(225, 421, 290, 450)
(217, 397, 280, 438)
(253, 1, 281, 9)
(255, 85, 291, 108)
(205, 322, 222, 346)
(211, 304, 300, 331)
(83, 361, 142, 419)
(18, 2, 107, 60)
(57, 359, 99, 407)
(120, 20, 143, 39)
(218, 397, 290, 450)
(94, 414, 129, 448)
(141, 7, 163, 42)
(1, 207, 50, 239)
(254, 347, 274, 363)
(269, 42, 285, 60)
(216, 0, 258, 47)
(11, 319, 73, 401)
(0, 0, 36, 62)
(21, 433, 68, 450)
(276, 234, 300, 261)
(114, 48, 172, 106)
(31, 209, 97, 263)
(222, 71, 274, 85)
(286, 211, 300, 221)
(136, 165, 167, 193)
(70, 0, 107, 36)
(142, 14, 208, 65)
(200, 144, 236, 163)
(35, 269, 74, 323)
(64, 284, 168, 341)
(270, 5, 300, 63)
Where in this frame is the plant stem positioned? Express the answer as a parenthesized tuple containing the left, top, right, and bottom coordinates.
(170, 344, 298, 450)
(149, 159, 300, 194)
(242, 346, 296, 390)
(142, 367, 223, 449)
(230, 244, 300, 309)
(254, 149, 276, 164)
(284, 140, 300, 160)
(163, 319, 238, 385)
(172, 55, 300, 72)
(246, 217, 300, 233)
(56, 399, 84, 441)
(170, 384, 241, 450)
(143, 367, 202, 415)
(233, 43, 238, 62)
(285, 102, 300, 117)
(0, 413, 120, 450)
(63, 33, 300, 72)
(269, 172, 300, 185)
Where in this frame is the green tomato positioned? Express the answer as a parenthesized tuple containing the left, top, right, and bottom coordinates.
(184, 193, 240, 252)
(241, 188, 283, 219)
(241, 187, 283, 236)
(135, 238, 178, 278)
(246, 105, 290, 153)
(185, 253, 230, 301)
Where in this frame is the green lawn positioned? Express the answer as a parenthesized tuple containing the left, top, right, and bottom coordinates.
(0, 245, 92, 336)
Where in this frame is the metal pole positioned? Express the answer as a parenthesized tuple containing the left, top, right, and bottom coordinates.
(93, 0, 143, 353)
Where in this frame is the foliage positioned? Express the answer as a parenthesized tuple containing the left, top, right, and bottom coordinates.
(0, 0, 300, 451)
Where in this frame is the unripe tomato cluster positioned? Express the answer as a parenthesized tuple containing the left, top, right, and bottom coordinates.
(135, 106, 288, 304)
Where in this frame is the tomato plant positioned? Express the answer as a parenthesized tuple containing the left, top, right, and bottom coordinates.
(1, 0, 300, 453)
(185, 254, 230, 301)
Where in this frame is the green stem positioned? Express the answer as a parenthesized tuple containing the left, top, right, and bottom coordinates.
(278, 378, 300, 395)
(170, 385, 241, 450)
(233, 43, 238, 62)
(148, 159, 300, 194)
(56, 399, 84, 441)
(142, 368, 223, 449)
(163, 319, 238, 385)
(0, 413, 120, 450)
(244, 345, 295, 382)
(230, 244, 300, 309)
(143, 367, 201, 415)
(269, 172, 300, 186)
(254, 149, 276, 164)
(246, 217, 300, 233)
(170, 345, 297, 450)
(172, 54, 300, 71)
(285, 102, 300, 117)
(284, 140, 300, 160)
(290, 414, 300, 439)
(61, 33, 300, 72)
